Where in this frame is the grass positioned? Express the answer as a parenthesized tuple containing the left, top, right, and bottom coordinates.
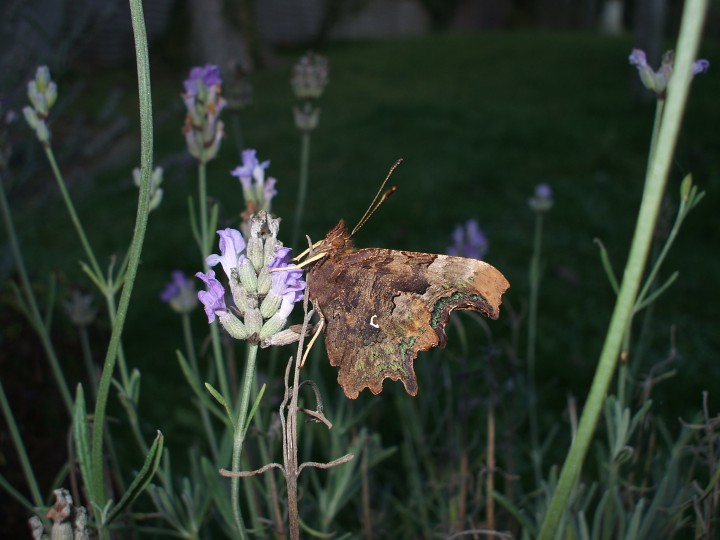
(3, 30, 720, 535)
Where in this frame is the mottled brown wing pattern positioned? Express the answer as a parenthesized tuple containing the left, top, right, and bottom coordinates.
(307, 246, 509, 399)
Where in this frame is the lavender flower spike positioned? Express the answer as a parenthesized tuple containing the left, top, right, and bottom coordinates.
(231, 149, 277, 212)
(196, 270, 227, 323)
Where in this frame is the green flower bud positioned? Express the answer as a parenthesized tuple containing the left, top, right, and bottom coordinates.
(256, 266, 271, 295)
(244, 307, 263, 335)
(260, 290, 281, 319)
(218, 311, 250, 340)
(238, 259, 258, 292)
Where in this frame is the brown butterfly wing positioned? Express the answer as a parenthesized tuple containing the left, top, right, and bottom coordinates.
(307, 247, 510, 399)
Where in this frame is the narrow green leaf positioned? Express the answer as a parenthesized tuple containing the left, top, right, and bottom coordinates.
(634, 272, 679, 313)
(188, 196, 201, 248)
(73, 384, 94, 502)
(176, 351, 226, 425)
(0, 473, 35, 511)
(242, 383, 266, 438)
(105, 431, 164, 524)
(204, 382, 235, 428)
(594, 238, 620, 294)
(201, 457, 235, 527)
(207, 203, 219, 255)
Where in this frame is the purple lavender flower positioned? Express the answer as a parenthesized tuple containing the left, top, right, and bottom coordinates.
(448, 219, 488, 260)
(161, 271, 198, 314)
(200, 212, 306, 344)
(231, 149, 277, 211)
(528, 183, 554, 212)
(184, 65, 222, 97)
(182, 65, 226, 163)
(206, 228, 247, 279)
(692, 59, 710, 75)
(269, 247, 306, 304)
(629, 48, 709, 97)
(196, 270, 227, 323)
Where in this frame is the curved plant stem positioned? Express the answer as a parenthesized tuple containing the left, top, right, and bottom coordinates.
(43, 147, 103, 281)
(537, 1, 708, 537)
(90, 0, 154, 535)
(527, 210, 544, 485)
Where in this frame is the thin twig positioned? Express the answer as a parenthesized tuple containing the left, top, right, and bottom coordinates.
(297, 454, 355, 475)
(219, 463, 285, 478)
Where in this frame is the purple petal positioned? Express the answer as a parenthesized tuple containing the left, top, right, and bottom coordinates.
(628, 49, 648, 68)
(206, 228, 246, 279)
(196, 270, 226, 323)
(692, 59, 710, 75)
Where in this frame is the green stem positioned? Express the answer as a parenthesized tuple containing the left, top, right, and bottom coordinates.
(291, 132, 311, 248)
(79, 325, 98, 399)
(90, 0, 154, 534)
(43, 146, 104, 282)
(527, 210, 544, 485)
(537, 1, 707, 537)
(104, 289, 131, 391)
(646, 99, 665, 174)
(0, 173, 73, 414)
(198, 162, 209, 258)
(230, 343, 258, 538)
(0, 380, 44, 507)
(197, 161, 231, 404)
(182, 313, 218, 461)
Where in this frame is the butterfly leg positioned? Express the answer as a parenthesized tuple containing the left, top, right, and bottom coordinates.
(300, 315, 325, 368)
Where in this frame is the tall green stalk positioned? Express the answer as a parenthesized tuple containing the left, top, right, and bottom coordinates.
(230, 343, 259, 538)
(537, 1, 708, 537)
(527, 209, 544, 485)
(90, 0, 154, 534)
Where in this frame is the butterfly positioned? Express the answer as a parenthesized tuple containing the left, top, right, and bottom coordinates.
(297, 161, 510, 399)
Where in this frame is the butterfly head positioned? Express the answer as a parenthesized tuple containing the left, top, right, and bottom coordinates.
(313, 219, 354, 258)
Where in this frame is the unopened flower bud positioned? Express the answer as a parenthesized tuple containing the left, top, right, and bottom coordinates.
(528, 183, 554, 212)
(238, 259, 258, 292)
(246, 236, 264, 271)
(244, 307, 263, 336)
(218, 310, 250, 340)
(260, 290, 282, 318)
(256, 266, 272, 295)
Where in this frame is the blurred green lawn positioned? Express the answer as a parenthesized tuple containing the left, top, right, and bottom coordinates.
(7, 31, 720, 463)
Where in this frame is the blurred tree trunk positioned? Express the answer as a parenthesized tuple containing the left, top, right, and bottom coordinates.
(188, 0, 253, 72)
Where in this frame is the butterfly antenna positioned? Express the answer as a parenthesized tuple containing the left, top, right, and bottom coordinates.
(351, 159, 402, 237)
